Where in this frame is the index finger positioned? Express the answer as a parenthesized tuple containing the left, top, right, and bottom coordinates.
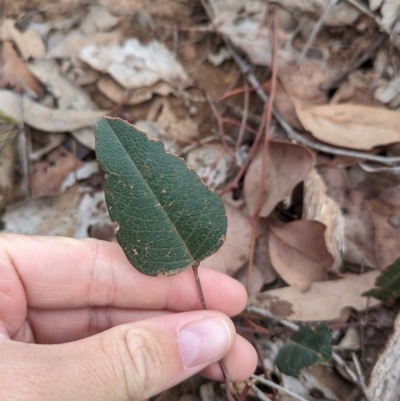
(0, 234, 247, 315)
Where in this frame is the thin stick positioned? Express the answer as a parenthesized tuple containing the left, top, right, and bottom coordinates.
(225, 40, 400, 166)
(235, 81, 250, 151)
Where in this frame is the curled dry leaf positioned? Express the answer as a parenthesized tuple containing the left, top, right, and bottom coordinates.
(147, 98, 199, 141)
(28, 59, 101, 149)
(244, 141, 314, 217)
(0, 19, 46, 59)
(201, 203, 251, 276)
(29, 146, 83, 198)
(293, 99, 400, 150)
(318, 167, 378, 268)
(97, 76, 173, 106)
(253, 271, 380, 322)
(3, 185, 82, 237)
(80, 38, 189, 90)
(0, 41, 42, 96)
(268, 220, 334, 292)
(303, 169, 345, 272)
(0, 91, 106, 134)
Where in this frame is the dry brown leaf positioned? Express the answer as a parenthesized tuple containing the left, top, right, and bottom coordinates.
(22, 97, 105, 133)
(3, 185, 82, 237)
(29, 146, 83, 198)
(367, 194, 400, 269)
(253, 271, 380, 321)
(147, 98, 199, 140)
(280, 62, 331, 104)
(0, 19, 46, 59)
(97, 76, 173, 106)
(318, 167, 378, 268)
(268, 220, 333, 292)
(244, 141, 314, 217)
(202, 203, 251, 276)
(303, 169, 344, 272)
(0, 41, 42, 96)
(293, 99, 400, 150)
(264, 80, 302, 130)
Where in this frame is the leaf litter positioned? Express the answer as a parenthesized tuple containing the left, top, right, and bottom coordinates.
(2, 0, 400, 399)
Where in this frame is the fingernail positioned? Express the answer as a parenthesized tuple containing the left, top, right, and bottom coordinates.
(178, 317, 231, 368)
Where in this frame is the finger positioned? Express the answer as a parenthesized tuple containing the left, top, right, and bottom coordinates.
(200, 334, 258, 382)
(25, 307, 172, 343)
(1, 234, 246, 315)
(0, 311, 242, 401)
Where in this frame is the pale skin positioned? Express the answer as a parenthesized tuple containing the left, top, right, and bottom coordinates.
(0, 234, 257, 401)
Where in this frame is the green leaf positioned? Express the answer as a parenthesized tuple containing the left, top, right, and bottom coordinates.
(276, 323, 332, 376)
(95, 117, 227, 276)
(362, 257, 400, 301)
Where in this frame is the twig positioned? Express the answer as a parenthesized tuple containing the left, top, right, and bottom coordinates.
(246, 305, 372, 400)
(235, 81, 250, 151)
(246, 305, 299, 330)
(251, 375, 309, 401)
(298, 0, 338, 63)
(323, 33, 386, 90)
(225, 41, 400, 166)
(352, 352, 368, 391)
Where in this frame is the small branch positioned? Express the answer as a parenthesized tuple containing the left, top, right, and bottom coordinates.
(225, 41, 400, 166)
(235, 81, 250, 151)
(251, 375, 309, 401)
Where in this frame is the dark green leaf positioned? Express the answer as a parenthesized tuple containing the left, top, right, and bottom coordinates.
(276, 323, 332, 376)
(362, 257, 400, 301)
(95, 117, 227, 276)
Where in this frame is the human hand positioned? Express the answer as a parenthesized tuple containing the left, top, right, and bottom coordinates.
(0, 234, 257, 400)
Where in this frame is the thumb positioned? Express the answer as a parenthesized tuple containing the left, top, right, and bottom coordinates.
(0, 311, 235, 401)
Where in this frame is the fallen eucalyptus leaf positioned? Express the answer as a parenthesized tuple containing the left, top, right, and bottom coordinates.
(244, 141, 314, 217)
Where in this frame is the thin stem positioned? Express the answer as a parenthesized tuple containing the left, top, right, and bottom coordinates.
(192, 262, 207, 310)
(192, 263, 236, 401)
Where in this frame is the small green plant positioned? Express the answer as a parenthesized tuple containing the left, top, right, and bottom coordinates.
(276, 323, 332, 376)
(363, 257, 400, 301)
